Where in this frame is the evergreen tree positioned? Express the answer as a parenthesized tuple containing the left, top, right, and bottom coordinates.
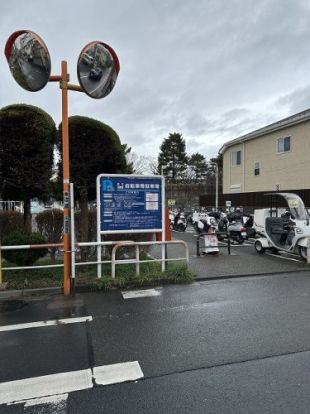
(57, 116, 130, 256)
(0, 104, 57, 230)
(187, 153, 208, 183)
(157, 133, 188, 181)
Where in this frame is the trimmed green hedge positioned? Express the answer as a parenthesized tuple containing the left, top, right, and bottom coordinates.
(2, 231, 48, 266)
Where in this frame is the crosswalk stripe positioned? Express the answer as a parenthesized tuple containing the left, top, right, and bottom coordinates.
(23, 393, 68, 407)
(0, 361, 144, 406)
(94, 361, 144, 385)
(1, 369, 92, 405)
(0, 316, 93, 333)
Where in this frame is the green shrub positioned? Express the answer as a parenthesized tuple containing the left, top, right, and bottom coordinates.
(0, 211, 24, 241)
(36, 209, 63, 263)
(75, 209, 97, 258)
(165, 264, 194, 284)
(2, 231, 48, 266)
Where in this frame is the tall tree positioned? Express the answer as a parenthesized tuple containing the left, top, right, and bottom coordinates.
(121, 143, 134, 174)
(57, 116, 129, 254)
(187, 153, 208, 183)
(127, 152, 158, 175)
(157, 133, 188, 181)
(0, 104, 57, 230)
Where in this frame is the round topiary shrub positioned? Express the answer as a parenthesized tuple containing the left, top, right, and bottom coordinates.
(2, 231, 48, 266)
(0, 211, 25, 240)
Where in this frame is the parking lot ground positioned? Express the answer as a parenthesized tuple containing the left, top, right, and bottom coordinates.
(165, 229, 309, 280)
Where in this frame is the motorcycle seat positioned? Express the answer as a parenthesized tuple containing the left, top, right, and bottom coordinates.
(271, 227, 288, 235)
(266, 217, 289, 235)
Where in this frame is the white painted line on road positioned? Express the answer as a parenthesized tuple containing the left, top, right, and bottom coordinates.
(23, 393, 68, 407)
(0, 316, 93, 333)
(94, 361, 144, 385)
(122, 289, 161, 299)
(1, 369, 92, 405)
(266, 252, 302, 262)
(1, 361, 144, 406)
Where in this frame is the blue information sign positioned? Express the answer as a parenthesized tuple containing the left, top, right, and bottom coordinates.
(98, 175, 163, 233)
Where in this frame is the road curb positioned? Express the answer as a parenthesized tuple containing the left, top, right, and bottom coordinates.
(0, 269, 309, 300)
(0, 286, 62, 300)
(194, 268, 310, 282)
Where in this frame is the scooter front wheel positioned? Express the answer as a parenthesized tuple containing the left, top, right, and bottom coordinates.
(299, 246, 307, 261)
(255, 240, 265, 254)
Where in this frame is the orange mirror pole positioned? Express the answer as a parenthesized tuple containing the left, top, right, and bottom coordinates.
(61, 61, 71, 296)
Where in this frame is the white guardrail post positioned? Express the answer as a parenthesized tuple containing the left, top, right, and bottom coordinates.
(111, 240, 189, 279)
(70, 183, 75, 280)
(135, 245, 140, 276)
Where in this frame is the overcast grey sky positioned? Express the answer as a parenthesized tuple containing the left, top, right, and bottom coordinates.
(1, 0, 310, 161)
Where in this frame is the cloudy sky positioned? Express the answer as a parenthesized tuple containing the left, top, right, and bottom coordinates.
(1, 0, 310, 162)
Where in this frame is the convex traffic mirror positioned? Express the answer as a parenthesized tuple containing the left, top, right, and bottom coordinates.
(5, 30, 51, 92)
(77, 41, 120, 99)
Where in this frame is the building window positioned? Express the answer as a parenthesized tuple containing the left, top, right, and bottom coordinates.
(277, 136, 291, 153)
(231, 150, 241, 166)
(254, 161, 260, 176)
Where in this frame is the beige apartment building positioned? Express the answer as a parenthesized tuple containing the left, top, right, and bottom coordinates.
(216, 109, 310, 208)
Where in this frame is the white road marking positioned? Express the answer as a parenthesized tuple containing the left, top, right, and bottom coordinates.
(23, 393, 68, 407)
(266, 252, 302, 262)
(0, 316, 93, 333)
(1, 361, 144, 405)
(122, 289, 161, 299)
(90, 82, 103, 94)
(94, 361, 144, 385)
(1, 369, 92, 405)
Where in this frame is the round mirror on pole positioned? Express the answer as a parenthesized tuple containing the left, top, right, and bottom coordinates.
(77, 41, 120, 99)
(4, 30, 51, 92)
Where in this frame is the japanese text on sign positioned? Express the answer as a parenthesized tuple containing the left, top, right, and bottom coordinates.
(98, 175, 163, 233)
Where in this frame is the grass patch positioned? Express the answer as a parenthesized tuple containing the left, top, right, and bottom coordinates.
(2, 257, 194, 291)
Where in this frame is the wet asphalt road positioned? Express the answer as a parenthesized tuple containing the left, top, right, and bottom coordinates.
(1, 271, 310, 413)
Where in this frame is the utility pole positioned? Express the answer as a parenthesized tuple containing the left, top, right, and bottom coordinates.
(209, 162, 218, 210)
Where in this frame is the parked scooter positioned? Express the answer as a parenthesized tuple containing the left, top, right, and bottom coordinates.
(192, 211, 216, 233)
(169, 211, 175, 229)
(217, 210, 247, 244)
(196, 216, 216, 234)
(254, 192, 310, 260)
(243, 214, 257, 239)
(171, 210, 187, 232)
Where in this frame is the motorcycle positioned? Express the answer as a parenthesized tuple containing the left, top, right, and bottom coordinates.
(170, 211, 187, 232)
(192, 210, 213, 232)
(253, 192, 310, 260)
(217, 212, 247, 244)
(195, 216, 216, 234)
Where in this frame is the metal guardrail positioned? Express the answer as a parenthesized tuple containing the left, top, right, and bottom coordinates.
(0, 241, 121, 283)
(0, 239, 189, 284)
(111, 240, 189, 279)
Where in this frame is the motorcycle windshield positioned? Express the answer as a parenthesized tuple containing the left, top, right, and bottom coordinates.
(281, 193, 309, 220)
